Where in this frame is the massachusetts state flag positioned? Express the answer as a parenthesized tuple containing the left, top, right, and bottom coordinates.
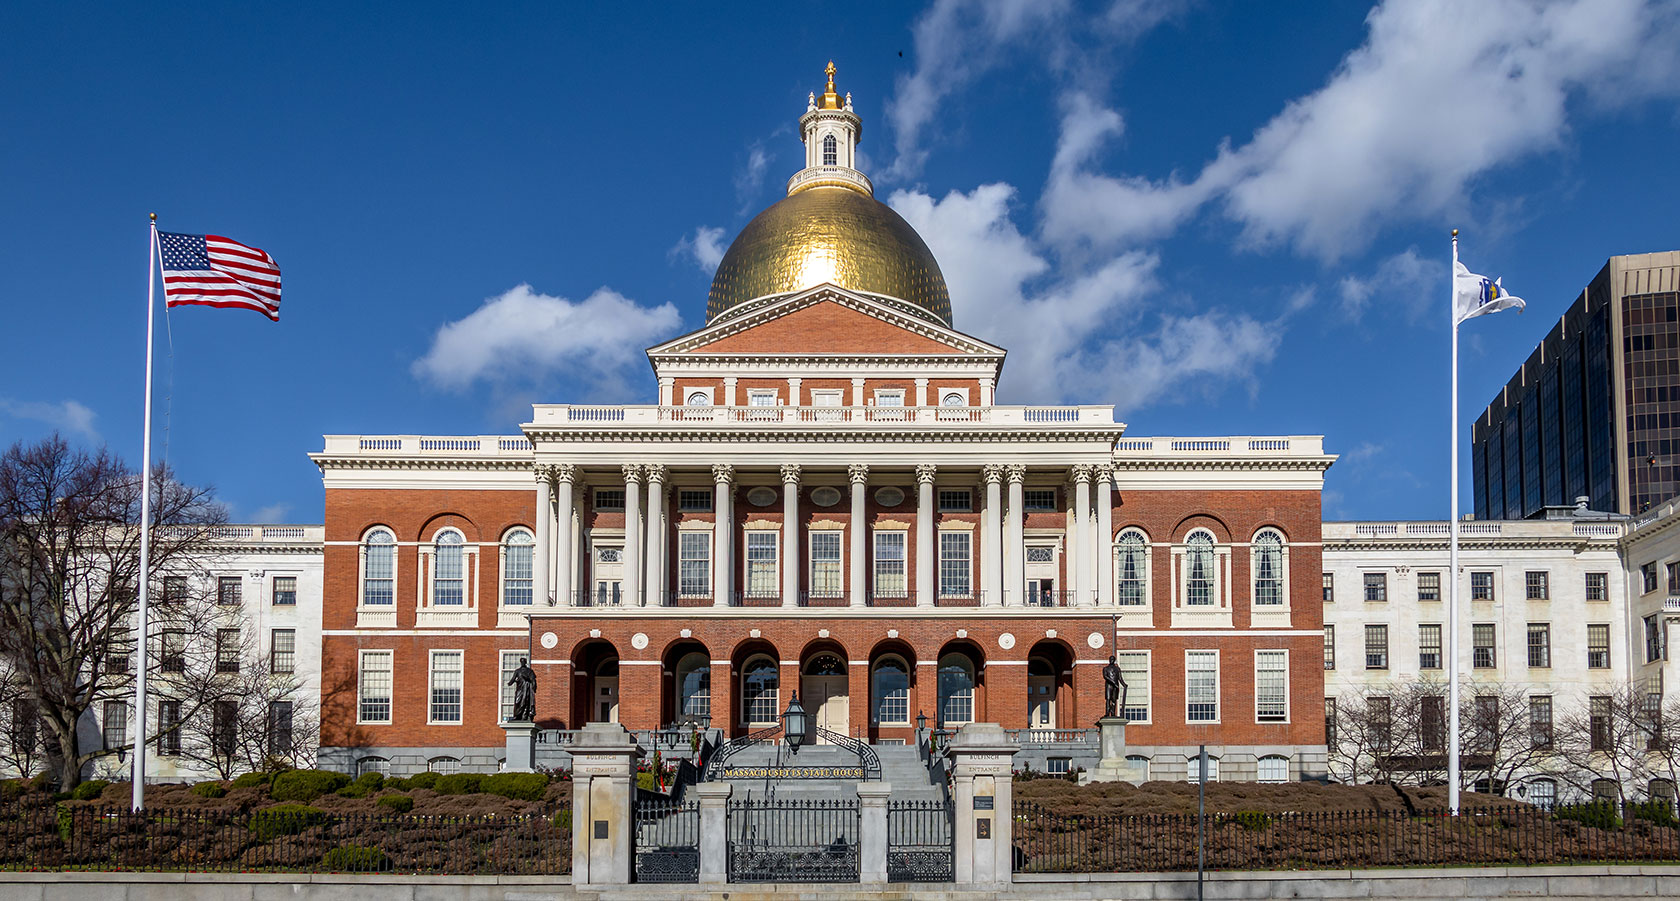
(157, 231, 282, 321)
(1453, 260, 1525, 325)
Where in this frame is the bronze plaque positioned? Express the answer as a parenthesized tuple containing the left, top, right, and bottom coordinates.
(976, 817, 991, 839)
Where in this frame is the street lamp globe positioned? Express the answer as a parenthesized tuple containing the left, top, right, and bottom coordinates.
(783, 692, 808, 754)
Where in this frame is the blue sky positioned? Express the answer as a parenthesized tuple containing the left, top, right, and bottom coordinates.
(3, 1, 1678, 524)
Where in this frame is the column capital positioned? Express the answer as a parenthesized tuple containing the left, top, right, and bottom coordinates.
(1093, 463, 1114, 484)
(981, 464, 1005, 485)
(712, 463, 735, 485)
(848, 463, 870, 485)
(915, 463, 938, 485)
(533, 464, 555, 486)
(1070, 464, 1095, 484)
(780, 463, 802, 485)
(1005, 463, 1027, 484)
(621, 463, 644, 484)
(554, 463, 579, 485)
(643, 463, 668, 484)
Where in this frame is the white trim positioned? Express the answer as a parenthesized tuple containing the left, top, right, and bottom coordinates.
(1117, 628, 1323, 636)
(1185, 648, 1220, 725)
(499, 526, 535, 609)
(808, 529, 844, 600)
(1115, 649, 1151, 724)
(1253, 648, 1290, 724)
(325, 629, 531, 637)
(356, 649, 394, 725)
(427, 648, 465, 726)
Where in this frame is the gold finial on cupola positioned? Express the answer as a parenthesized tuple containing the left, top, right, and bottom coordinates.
(821, 60, 843, 109)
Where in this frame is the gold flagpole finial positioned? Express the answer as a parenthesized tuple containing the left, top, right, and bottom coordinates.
(1451, 228, 1458, 237)
(149, 212, 157, 222)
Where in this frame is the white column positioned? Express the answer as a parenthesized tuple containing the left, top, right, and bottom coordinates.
(1071, 465, 1093, 606)
(622, 465, 643, 607)
(713, 464, 734, 607)
(849, 463, 869, 608)
(914, 378, 929, 408)
(723, 377, 738, 407)
(534, 466, 552, 606)
(851, 377, 865, 408)
(658, 377, 674, 406)
(555, 464, 576, 605)
(781, 463, 801, 607)
(1004, 465, 1025, 606)
(1095, 465, 1115, 606)
(916, 464, 936, 607)
(787, 377, 802, 408)
(644, 464, 667, 607)
(982, 464, 1004, 606)
(980, 378, 995, 407)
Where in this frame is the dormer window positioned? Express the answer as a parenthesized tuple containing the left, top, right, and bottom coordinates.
(822, 134, 837, 166)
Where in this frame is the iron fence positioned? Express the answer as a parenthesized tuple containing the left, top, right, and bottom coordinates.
(728, 797, 859, 882)
(634, 797, 699, 883)
(1013, 801, 1680, 873)
(0, 803, 572, 874)
(887, 798, 953, 882)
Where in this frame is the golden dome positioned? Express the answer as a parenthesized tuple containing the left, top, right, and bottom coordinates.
(706, 185, 952, 325)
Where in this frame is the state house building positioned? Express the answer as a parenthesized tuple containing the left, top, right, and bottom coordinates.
(312, 68, 1336, 781)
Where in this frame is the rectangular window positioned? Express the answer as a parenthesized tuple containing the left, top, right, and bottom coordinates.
(594, 489, 625, 512)
(873, 389, 905, 407)
(1186, 651, 1219, 722)
(747, 389, 778, 406)
(1371, 696, 1392, 751)
(1023, 489, 1056, 511)
(429, 651, 463, 724)
(158, 699, 181, 756)
(1419, 624, 1443, 669)
(938, 531, 972, 598)
(1590, 695, 1611, 751)
(677, 489, 712, 512)
(1526, 571, 1550, 600)
(1471, 571, 1494, 600)
(1046, 757, 1070, 776)
(1325, 698, 1338, 745)
(102, 701, 126, 751)
(937, 489, 971, 512)
(160, 630, 185, 673)
(1527, 623, 1551, 668)
(1473, 696, 1498, 753)
(359, 651, 393, 723)
(678, 532, 711, 597)
(1587, 624, 1611, 668)
(745, 532, 778, 598)
(1530, 696, 1553, 750)
(1421, 696, 1445, 751)
(1117, 651, 1149, 722)
(273, 575, 297, 606)
(1323, 625, 1335, 670)
(1417, 571, 1441, 602)
(500, 650, 522, 723)
(217, 576, 242, 606)
(873, 531, 907, 598)
(215, 628, 241, 674)
(1322, 572, 1334, 602)
(271, 629, 295, 674)
(1643, 563, 1659, 594)
(1586, 572, 1608, 601)
(1363, 572, 1387, 602)
(268, 700, 293, 756)
(1647, 613, 1666, 663)
(212, 700, 237, 757)
(809, 531, 842, 598)
(1473, 623, 1496, 668)
(162, 575, 188, 602)
(1669, 562, 1680, 590)
(1364, 624, 1389, 670)
(810, 389, 842, 407)
(1255, 650, 1288, 723)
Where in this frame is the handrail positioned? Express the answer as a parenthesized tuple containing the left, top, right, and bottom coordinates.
(816, 727, 881, 781)
(700, 725, 782, 781)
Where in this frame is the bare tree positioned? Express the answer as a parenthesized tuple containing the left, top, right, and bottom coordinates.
(167, 623, 319, 779)
(0, 666, 44, 778)
(1327, 688, 1405, 784)
(1458, 680, 1561, 795)
(0, 434, 225, 789)
(1555, 682, 1661, 805)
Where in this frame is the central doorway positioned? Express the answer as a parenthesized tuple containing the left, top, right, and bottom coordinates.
(801, 653, 849, 743)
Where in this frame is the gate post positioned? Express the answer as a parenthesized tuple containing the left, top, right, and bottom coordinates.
(568, 722, 642, 887)
(947, 723, 1018, 886)
(695, 781, 732, 883)
(857, 782, 891, 883)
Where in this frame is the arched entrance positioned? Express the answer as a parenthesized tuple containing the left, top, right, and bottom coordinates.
(935, 642, 985, 729)
(572, 639, 620, 726)
(801, 651, 849, 743)
(664, 640, 711, 728)
(1026, 640, 1074, 729)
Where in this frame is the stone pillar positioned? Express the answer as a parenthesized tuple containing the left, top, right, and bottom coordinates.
(622, 465, 643, 607)
(1004, 465, 1025, 606)
(916, 463, 936, 607)
(857, 782, 892, 884)
(979, 378, 995, 407)
(556, 465, 577, 605)
(848, 463, 869, 607)
(534, 467, 552, 606)
(982, 465, 1004, 606)
(851, 377, 865, 408)
(781, 463, 801, 607)
(696, 781, 732, 883)
(713, 465, 734, 606)
(502, 721, 536, 772)
(787, 377, 802, 408)
(658, 376, 673, 406)
(948, 723, 1018, 886)
(1071, 465, 1093, 607)
(723, 377, 738, 407)
(644, 465, 667, 607)
(914, 377, 929, 408)
(569, 722, 642, 887)
(1094, 465, 1115, 606)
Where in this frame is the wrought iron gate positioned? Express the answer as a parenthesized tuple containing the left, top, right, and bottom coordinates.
(633, 797, 699, 883)
(887, 798, 955, 882)
(727, 798, 860, 882)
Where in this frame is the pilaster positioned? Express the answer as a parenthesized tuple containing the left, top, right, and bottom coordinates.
(916, 464, 937, 607)
(1095, 464, 1115, 606)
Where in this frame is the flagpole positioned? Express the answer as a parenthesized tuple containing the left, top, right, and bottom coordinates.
(1448, 228, 1462, 816)
(132, 214, 159, 811)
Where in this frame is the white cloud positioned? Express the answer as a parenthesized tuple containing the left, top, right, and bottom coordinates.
(735, 141, 773, 212)
(412, 284, 681, 397)
(0, 397, 99, 443)
(1092, 310, 1280, 413)
(1335, 247, 1442, 322)
(250, 503, 291, 524)
(671, 226, 727, 273)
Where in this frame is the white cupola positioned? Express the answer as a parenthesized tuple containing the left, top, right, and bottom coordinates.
(789, 61, 872, 197)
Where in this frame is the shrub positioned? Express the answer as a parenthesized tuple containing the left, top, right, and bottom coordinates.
(0, 780, 23, 802)
(270, 769, 352, 802)
(376, 793, 413, 813)
(55, 804, 72, 843)
(434, 773, 483, 795)
(383, 776, 410, 792)
(231, 772, 274, 790)
(1555, 801, 1621, 830)
(69, 780, 110, 802)
(1631, 800, 1677, 828)
(407, 772, 439, 790)
(552, 809, 572, 830)
(190, 781, 229, 799)
(353, 772, 385, 791)
(481, 772, 550, 801)
(636, 771, 658, 792)
(319, 844, 391, 872)
(250, 804, 327, 841)
(336, 783, 373, 799)
(29, 772, 55, 792)
(1231, 811, 1271, 831)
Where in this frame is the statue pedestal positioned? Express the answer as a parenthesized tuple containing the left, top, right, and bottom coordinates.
(502, 721, 537, 772)
(1082, 716, 1146, 784)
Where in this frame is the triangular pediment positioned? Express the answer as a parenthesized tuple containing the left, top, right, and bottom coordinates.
(648, 285, 1005, 358)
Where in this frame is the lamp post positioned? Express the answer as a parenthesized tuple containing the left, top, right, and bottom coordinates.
(782, 693, 808, 755)
(916, 710, 927, 732)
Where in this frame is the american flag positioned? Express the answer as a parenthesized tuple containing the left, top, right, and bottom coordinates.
(157, 231, 282, 321)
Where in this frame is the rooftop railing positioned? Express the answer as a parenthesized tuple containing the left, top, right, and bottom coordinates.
(529, 404, 1118, 428)
(1326, 520, 1625, 540)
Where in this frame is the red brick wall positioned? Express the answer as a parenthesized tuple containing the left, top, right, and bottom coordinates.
(693, 301, 961, 354)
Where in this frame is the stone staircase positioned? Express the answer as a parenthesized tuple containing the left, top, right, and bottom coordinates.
(711, 742, 945, 801)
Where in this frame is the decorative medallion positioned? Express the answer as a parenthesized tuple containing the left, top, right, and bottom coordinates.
(874, 486, 906, 507)
(1087, 632, 1105, 649)
(747, 486, 778, 507)
(811, 486, 842, 507)
(540, 631, 558, 649)
(998, 633, 1016, 650)
(631, 632, 649, 650)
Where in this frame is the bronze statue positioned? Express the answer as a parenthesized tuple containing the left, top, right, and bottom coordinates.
(1102, 654, 1127, 720)
(509, 656, 538, 722)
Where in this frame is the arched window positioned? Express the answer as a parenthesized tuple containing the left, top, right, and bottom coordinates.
(433, 530, 465, 606)
(1115, 531, 1148, 606)
(1252, 530, 1284, 606)
(1185, 531, 1215, 606)
(356, 756, 389, 777)
(1125, 754, 1150, 774)
(938, 653, 976, 727)
(822, 134, 838, 166)
(741, 656, 779, 725)
(872, 655, 909, 725)
(686, 390, 711, 406)
(1651, 778, 1676, 806)
(1186, 755, 1219, 783)
(361, 528, 395, 606)
(1257, 754, 1289, 783)
(428, 756, 461, 774)
(675, 652, 710, 724)
(502, 529, 534, 606)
